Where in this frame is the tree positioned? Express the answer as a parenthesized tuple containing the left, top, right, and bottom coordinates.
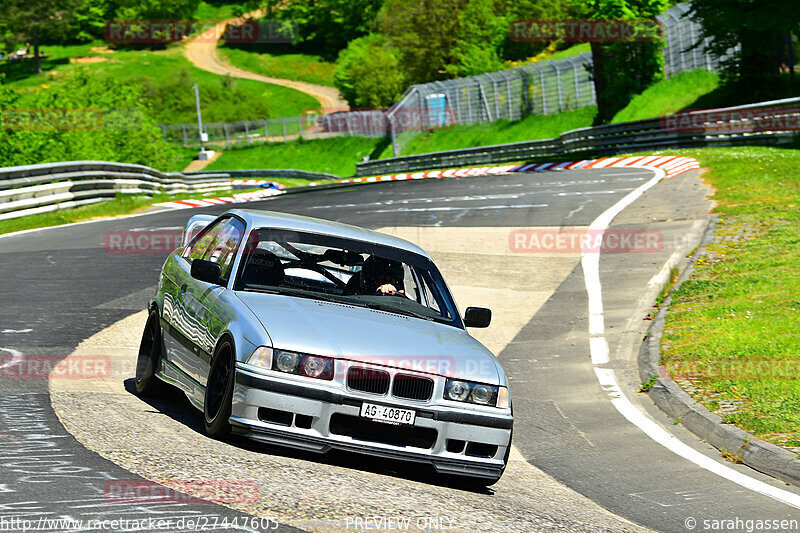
(0, 0, 82, 74)
(255, 0, 384, 60)
(494, 0, 574, 63)
(113, 0, 200, 21)
(444, 0, 505, 78)
(381, 0, 466, 84)
(584, 0, 667, 124)
(333, 34, 405, 108)
(689, 0, 800, 93)
(70, 0, 113, 43)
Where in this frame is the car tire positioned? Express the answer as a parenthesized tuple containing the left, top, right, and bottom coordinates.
(135, 310, 163, 396)
(204, 339, 235, 439)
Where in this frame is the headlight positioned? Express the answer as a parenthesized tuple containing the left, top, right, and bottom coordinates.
(471, 384, 495, 405)
(444, 379, 506, 408)
(247, 346, 273, 369)
(274, 350, 300, 373)
(302, 355, 333, 380)
(445, 380, 472, 401)
(271, 349, 334, 381)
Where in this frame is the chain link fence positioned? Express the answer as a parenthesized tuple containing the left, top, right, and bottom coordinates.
(162, 2, 737, 155)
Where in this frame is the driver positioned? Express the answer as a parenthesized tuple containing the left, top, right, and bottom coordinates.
(356, 256, 405, 296)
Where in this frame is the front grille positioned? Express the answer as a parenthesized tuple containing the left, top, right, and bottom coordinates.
(392, 374, 434, 401)
(347, 367, 390, 395)
(329, 414, 437, 449)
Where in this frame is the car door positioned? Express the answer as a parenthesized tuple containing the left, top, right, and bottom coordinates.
(170, 216, 245, 385)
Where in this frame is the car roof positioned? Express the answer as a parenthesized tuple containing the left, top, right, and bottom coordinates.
(228, 209, 431, 259)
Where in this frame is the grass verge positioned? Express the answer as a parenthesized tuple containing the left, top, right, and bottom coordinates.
(219, 45, 336, 87)
(1, 45, 320, 124)
(611, 70, 720, 123)
(206, 136, 386, 176)
(379, 107, 597, 158)
(657, 144, 800, 451)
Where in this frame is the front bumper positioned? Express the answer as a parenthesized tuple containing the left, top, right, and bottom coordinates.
(231, 367, 513, 480)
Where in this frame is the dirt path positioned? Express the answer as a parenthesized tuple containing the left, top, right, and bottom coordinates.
(184, 12, 348, 113)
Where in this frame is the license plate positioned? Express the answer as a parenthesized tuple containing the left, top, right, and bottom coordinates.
(360, 402, 416, 425)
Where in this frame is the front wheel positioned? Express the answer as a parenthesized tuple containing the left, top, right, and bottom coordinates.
(204, 340, 235, 439)
(135, 310, 163, 396)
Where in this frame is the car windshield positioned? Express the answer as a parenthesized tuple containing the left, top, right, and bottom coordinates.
(234, 228, 461, 327)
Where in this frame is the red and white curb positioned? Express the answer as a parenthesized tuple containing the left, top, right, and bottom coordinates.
(153, 156, 699, 210)
(229, 179, 284, 188)
(152, 188, 284, 210)
(510, 155, 700, 179)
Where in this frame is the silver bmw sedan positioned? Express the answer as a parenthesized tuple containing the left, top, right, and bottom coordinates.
(136, 209, 513, 485)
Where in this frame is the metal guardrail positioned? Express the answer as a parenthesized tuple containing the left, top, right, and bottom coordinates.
(0, 161, 231, 221)
(183, 169, 341, 181)
(356, 98, 800, 176)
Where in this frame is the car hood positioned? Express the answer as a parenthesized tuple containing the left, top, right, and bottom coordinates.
(236, 291, 501, 385)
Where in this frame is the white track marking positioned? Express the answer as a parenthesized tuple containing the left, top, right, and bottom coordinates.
(1, 329, 32, 333)
(367, 203, 548, 214)
(582, 167, 800, 509)
(0, 347, 23, 370)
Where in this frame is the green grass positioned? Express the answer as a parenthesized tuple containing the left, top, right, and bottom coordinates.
(206, 136, 385, 176)
(611, 70, 720, 123)
(659, 144, 800, 449)
(1, 47, 320, 124)
(547, 43, 591, 61)
(219, 45, 336, 87)
(379, 107, 596, 158)
(194, 0, 244, 21)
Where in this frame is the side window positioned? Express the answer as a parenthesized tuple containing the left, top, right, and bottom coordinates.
(183, 218, 228, 262)
(420, 276, 442, 314)
(204, 219, 245, 280)
(182, 217, 246, 281)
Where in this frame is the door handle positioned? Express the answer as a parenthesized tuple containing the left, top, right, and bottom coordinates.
(180, 284, 188, 294)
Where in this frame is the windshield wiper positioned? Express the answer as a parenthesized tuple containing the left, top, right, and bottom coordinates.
(365, 302, 434, 321)
(244, 285, 340, 303)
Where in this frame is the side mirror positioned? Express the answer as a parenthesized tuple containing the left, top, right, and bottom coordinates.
(191, 259, 222, 285)
(464, 307, 491, 328)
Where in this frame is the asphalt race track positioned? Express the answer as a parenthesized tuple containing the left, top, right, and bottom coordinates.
(1, 168, 799, 532)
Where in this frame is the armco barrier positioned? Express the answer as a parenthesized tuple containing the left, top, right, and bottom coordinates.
(0, 163, 346, 221)
(183, 169, 341, 181)
(356, 97, 800, 176)
(0, 161, 231, 221)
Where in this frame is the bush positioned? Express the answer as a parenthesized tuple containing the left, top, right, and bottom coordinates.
(138, 68, 273, 124)
(0, 72, 185, 168)
(333, 34, 406, 109)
